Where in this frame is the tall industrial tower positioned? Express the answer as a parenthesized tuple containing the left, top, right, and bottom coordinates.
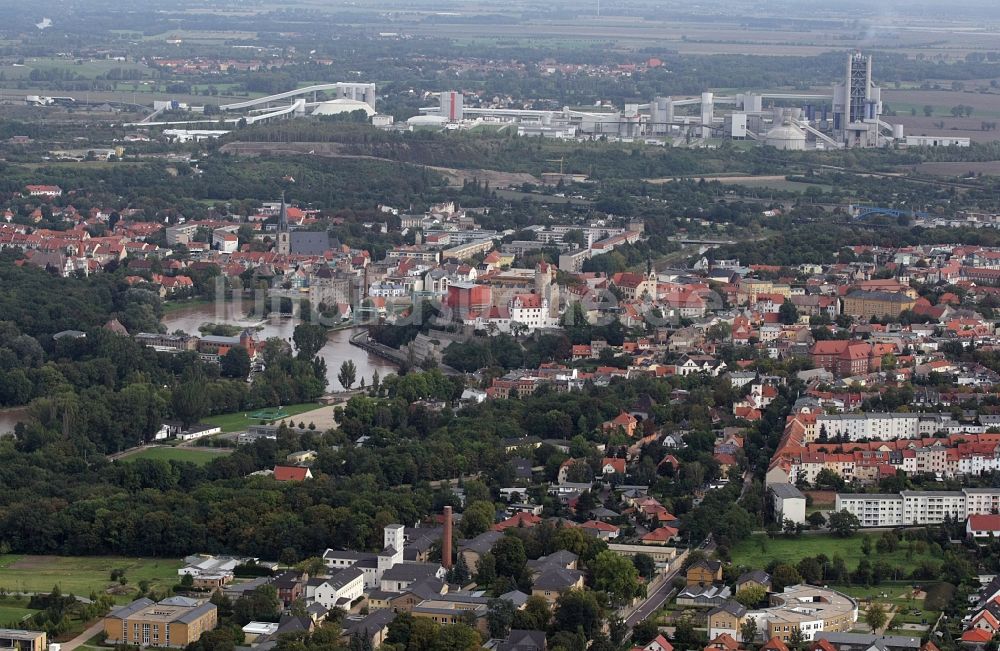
(833, 52, 883, 148)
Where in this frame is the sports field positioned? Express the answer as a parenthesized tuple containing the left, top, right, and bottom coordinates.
(123, 446, 232, 466)
(203, 402, 322, 432)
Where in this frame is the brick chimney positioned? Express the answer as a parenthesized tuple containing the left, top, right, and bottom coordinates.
(442, 506, 453, 570)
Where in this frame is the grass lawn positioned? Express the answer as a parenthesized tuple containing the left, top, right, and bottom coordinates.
(0, 555, 182, 602)
(731, 534, 938, 573)
(123, 446, 231, 466)
(0, 596, 38, 626)
(203, 402, 322, 433)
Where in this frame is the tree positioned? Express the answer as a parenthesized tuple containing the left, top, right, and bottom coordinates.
(461, 501, 495, 538)
(172, 380, 208, 428)
(513, 596, 551, 631)
(923, 105, 933, 117)
(864, 602, 887, 633)
(771, 564, 802, 592)
(486, 598, 515, 639)
(447, 554, 470, 585)
(553, 589, 602, 637)
(492, 536, 527, 579)
(474, 553, 497, 587)
(814, 468, 846, 491)
(740, 618, 758, 645)
(828, 509, 861, 538)
(778, 300, 799, 325)
(293, 323, 327, 359)
(632, 620, 659, 645)
(796, 557, 823, 584)
(221, 346, 252, 378)
(632, 553, 656, 580)
(591, 550, 640, 606)
(338, 360, 358, 390)
(806, 512, 826, 528)
(434, 624, 480, 651)
(788, 627, 805, 651)
(734, 585, 766, 608)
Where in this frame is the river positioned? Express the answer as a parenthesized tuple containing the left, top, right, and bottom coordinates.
(161, 302, 397, 391)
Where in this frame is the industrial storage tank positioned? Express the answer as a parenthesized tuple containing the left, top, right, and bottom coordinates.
(765, 121, 806, 150)
(311, 99, 375, 117)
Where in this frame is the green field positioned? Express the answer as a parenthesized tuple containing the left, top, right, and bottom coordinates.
(123, 446, 232, 466)
(0, 555, 182, 602)
(731, 534, 939, 572)
(0, 596, 38, 626)
(203, 402, 322, 433)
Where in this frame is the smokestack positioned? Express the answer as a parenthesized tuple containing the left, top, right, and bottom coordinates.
(442, 506, 453, 570)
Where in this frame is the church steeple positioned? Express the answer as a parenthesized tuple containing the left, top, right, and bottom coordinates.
(275, 191, 290, 256)
(278, 191, 289, 233)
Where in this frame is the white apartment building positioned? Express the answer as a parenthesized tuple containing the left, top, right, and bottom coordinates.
(835, 488, 1000, 527)
(817, 413, 956, 442)
(834, 493, 904, 528)
(901, 490, 966, 525)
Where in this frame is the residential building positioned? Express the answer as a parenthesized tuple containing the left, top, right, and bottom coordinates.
(842, 291, 916, 320)
(834, 488, 1000, 527)
(769, 483, 806, 525)
(686, 559, 724, 587)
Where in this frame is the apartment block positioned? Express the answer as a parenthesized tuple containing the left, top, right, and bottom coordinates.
(834, 488, 1000, 527)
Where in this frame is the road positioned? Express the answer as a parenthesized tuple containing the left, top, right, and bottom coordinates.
(625, 564, 683, 630)
(624, 537, 713, 631)
(56, 619, 104, 651)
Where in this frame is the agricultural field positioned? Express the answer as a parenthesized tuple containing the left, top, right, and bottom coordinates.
(731, 533, 940, 573)
(0, 555, 182, 602)
(122, 446, 232, 466)
(907, 161, 1000, 177)
(884, 88, 1000, 119)
(0, 57, 148, 80)
(202, 402, 323, 433)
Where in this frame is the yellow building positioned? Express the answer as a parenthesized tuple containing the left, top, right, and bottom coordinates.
(104, 597, 218, 647)
(708, 585, 857, 643)
(0, 629, 46, 651)
(685, 559, 723, 587)
(842, 290, 916, 319)
(411, 600, 489, 637)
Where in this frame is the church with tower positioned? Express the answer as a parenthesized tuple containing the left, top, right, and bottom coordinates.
(275, 192, 290, 256)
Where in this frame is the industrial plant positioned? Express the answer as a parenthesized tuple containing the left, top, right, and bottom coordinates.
(116, 52, 968, 149)
(414, 52, 960, 149)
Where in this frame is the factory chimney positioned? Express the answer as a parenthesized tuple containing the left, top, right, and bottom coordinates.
(442, 506, 453, 570)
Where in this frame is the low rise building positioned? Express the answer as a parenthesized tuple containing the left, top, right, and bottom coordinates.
(104, 597, 218, 647)
(0, 629, 45, 651)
